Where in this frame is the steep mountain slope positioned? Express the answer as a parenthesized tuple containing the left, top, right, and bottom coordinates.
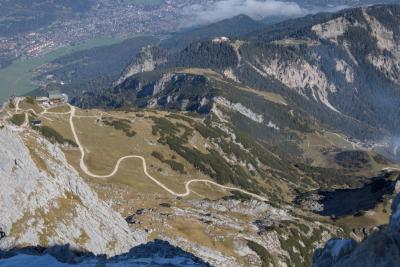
(238, 4, 400, 140)
(77, 5, 400, 143)
(113, 46, 167, 86)
(0, 127, 145, 256)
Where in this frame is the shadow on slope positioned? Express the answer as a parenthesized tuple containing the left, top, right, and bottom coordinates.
(0, 239, 211, 267)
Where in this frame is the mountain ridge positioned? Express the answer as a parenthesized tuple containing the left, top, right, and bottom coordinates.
(81, 4, 400, 143)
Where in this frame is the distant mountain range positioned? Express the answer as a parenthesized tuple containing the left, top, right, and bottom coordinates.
(73, 4, 400, 143)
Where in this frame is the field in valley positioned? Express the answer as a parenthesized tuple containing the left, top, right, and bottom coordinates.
(0, 35, 141, 104)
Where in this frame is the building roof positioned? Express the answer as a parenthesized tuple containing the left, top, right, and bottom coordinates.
(35, 97, 49, 101)
(49, 94, 64, 100)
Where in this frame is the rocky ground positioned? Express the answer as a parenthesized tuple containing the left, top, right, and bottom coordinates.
(0, 99, 347, 266)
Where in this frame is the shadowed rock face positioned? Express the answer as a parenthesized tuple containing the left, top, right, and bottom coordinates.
(0, 240, 212, 267)
(312, 184, 400, 267)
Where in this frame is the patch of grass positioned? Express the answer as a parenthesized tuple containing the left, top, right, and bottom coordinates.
(194, 121, 227, 140)
(151, 151, 186, 174)
(25, 142, 50, 175)
(335, 150, 371, 169)
(151, 117, 179, 137)
(103, 118, 136, 137)
(8, 100, 15, 109)
(25, 96, 35, 104)
(166, 113, 195, 125)
(9, 113, 25, 126)
(33, 125, 77, 147)
(373, 153, 390, 165)
(294, 163, 364, 188)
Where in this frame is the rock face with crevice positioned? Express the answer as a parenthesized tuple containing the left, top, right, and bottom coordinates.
(312, 16, 350, 43)
(0, 128, 146, 257)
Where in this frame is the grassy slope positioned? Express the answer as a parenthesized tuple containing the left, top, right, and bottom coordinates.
(8, 98, 394, 266)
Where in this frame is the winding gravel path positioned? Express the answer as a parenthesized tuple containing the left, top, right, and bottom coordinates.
(68, 105, 268, 201)
(7, 98, 268, 201)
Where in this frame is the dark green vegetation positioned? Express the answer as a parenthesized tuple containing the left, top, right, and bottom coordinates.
(168, 41, 239, 70)
(32, 125, 77, 147)
(102, 118, 136, 137)
(149, 112, 314, 200)
(294, 163, 365, 188)
(275, 222, 327, 266)
(75, 72, 212, 111)
(335, 151, 371, 169)
(162, 14, 263, 53)
(25, 97, 35, 105)
(7, 99, 15, 109)
(247, 240, 274, 267)
(247, 219, 339, 267)
(9, 114, 25, 126)
(151, 116, 264, 194)
(151, 151, 186, 174)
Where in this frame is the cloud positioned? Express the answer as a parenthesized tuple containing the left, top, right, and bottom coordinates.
(181, 0, 307, 27)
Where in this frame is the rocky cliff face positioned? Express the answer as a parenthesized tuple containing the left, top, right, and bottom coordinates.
(114, 46, 167, 86)
(0, 128, 146, 256)
(312, 185, 400, 267)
